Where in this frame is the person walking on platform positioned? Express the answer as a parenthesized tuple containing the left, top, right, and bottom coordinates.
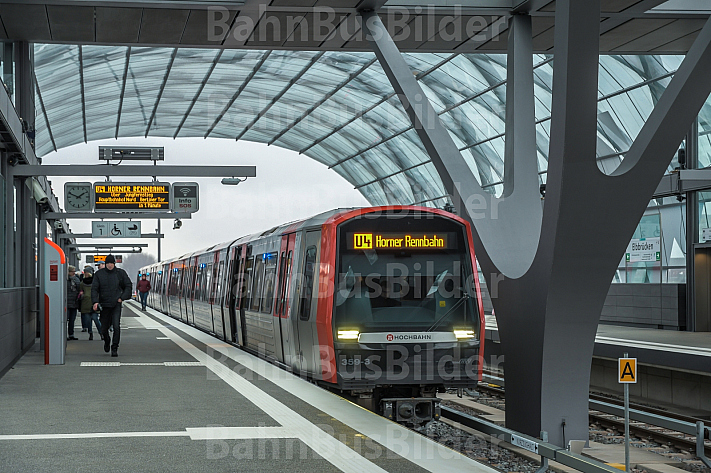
(66, 265, 81, 341)
(92, 255, 132, 357)
(79, 267, 101, 340)
(136, 274, 151, 311)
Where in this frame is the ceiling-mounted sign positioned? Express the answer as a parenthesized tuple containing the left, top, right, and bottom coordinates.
(171, 182, 199, 213)
(92, 221, 141, 238)
(87, 255, 123, 264)
(625, 238, 660, 263)
(94, 182, 171, 211)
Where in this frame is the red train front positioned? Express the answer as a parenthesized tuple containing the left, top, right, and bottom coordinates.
(140, 206, 485, 425)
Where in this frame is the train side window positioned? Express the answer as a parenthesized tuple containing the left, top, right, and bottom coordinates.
(250, 256, 265, 311)
(298, 246, 317, 321)
(260, 253, 277, 314)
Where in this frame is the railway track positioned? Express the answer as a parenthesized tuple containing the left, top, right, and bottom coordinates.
(441, 382, 711, 463)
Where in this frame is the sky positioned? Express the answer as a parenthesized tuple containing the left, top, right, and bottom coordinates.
(43, 137, 369, 262)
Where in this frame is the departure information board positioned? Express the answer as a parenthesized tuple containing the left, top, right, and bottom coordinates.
(86, 255, 123, 263)
(94, 182, 171, 211)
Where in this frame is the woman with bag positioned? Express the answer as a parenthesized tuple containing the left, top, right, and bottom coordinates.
(79, 267, 102, 340)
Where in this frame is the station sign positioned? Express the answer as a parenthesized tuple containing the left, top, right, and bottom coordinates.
(86, 255, 123, 264)
(172, 182, 199, 213)
(92, 221, 141, 238)
(94, 182, 171, 211)
(625, 238, 660, 263)
(618, 357, 637, 383)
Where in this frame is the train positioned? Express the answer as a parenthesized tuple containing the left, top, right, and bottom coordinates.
(139, 206, 485, 424)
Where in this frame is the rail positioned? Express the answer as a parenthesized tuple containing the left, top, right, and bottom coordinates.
(465, 371, 711, 470)
(441, 406, 622, 473)
(589, 399, 711, 468)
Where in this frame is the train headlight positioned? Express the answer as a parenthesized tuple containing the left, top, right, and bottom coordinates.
(337, 329, 360, 340)
(453, 329, 475, 339)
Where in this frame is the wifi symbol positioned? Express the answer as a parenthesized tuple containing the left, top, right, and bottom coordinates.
(179, 188, 190, 196)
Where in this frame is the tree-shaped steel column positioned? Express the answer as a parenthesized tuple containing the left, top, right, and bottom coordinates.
(363, 0, 711, 446)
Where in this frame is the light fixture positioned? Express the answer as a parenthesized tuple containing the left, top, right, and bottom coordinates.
(453, 329, 475, 339)
(221, 177, 247, 186)
(337, 329, 360, 340)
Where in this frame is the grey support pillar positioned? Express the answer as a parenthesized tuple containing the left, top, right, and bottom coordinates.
(14, 41, 35, 132)
(0, 157, 5, 287)
(364, 1, 711, 447)
(686, 122, 698, 332)
(4, 164, 14, 287)
(19, 180, 35, 287)
(361, 10, 542, 276)
(38, 216, 45, 345)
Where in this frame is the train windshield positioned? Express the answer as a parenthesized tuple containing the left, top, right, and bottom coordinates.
(334, 213, 479, 333)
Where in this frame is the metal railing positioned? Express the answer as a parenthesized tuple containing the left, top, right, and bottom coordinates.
(441, 406, 622, 473)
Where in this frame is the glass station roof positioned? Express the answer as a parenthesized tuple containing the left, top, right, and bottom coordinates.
(33, 44, 711, 207)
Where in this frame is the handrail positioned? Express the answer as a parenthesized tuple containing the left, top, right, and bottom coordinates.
(0, 286, 39, 292)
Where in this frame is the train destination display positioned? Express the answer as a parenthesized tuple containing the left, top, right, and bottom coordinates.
(348, 232, 453, 250)
(94, 182, 170, 211)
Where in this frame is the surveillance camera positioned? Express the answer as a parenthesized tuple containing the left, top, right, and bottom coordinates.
(173, 219, 182, 230)
(37, 196, 49, 204)
(53, 221, 64, 230)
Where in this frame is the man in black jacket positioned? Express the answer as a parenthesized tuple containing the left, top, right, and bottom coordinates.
(92, 255, 132, 357)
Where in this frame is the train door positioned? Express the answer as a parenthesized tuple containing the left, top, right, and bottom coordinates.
(240, 247, 253, 347)
(176, 264, 186, 323)
(222, 247, 239, 342)
(187, 257, 198, 325)
(276, 233, 296, 365)
(295, 231, 320, 374)
(215, 251, 229, 342)
(228, 246, 246, 345)
(161, 264, 169, 313)
(210, 251, 225, 339)
(181, 262, 193, 324)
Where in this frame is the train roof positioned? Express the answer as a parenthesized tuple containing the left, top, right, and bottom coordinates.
(141, 206, 458, 269)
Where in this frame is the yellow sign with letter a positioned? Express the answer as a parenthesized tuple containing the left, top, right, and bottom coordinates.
(618, 358, 637, 383)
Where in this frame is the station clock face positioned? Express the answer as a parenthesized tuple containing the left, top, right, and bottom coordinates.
(64, 182, 92, 212)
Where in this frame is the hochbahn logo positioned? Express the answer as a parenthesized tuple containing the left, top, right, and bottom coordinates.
(353, 233, 373, 249)
(386, 333, 433, 341)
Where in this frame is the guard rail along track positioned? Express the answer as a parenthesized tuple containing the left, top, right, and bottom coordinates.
(462, 373, 711, 470)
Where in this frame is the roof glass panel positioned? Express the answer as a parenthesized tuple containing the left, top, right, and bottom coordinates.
(34, 43, 703, 207)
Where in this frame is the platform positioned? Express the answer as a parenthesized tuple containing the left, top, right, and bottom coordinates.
(0, 300, 496, 473)
(485, 315, 711, 375)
